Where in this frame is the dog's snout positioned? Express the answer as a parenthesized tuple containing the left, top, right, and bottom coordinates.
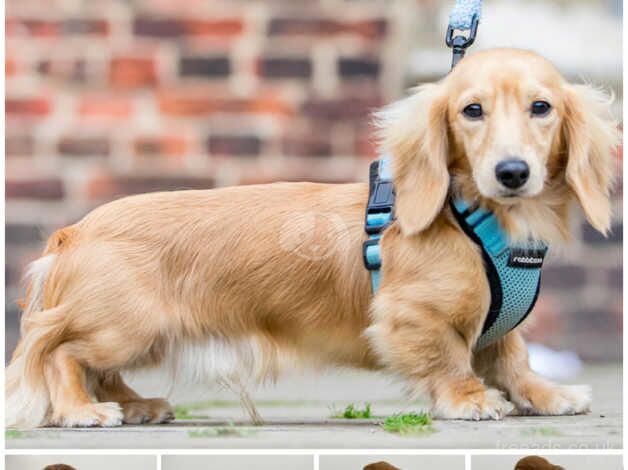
(495, 159, 530, 190)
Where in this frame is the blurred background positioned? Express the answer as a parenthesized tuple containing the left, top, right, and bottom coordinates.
(5, 0, 622, 362)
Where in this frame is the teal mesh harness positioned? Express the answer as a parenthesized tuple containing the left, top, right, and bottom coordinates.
(363, 158, 547, 350)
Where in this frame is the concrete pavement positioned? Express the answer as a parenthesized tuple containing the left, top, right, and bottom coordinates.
(6, 364, 621, 449)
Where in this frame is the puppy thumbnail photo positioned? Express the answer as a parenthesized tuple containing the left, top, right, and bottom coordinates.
(319, 455, 464, 470)
(472, 455, 622, 470)
(5, 455, 156, 470)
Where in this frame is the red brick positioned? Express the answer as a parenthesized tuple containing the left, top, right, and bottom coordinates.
(237, 161, 356, 186)
(58, 137, 110, 157)
(6, 19, 20, 36)
(268, 18, 338, 36)
(338, 57, 380, 79)
(133, 18, 184, 38)
(6, 58, 16, 77)
(6, 135, 35, 157)
(6, 98, 52, 117)
(207, 135, 262, 156)
(184, 19, 245, 37)
(7, 19, 60, 37)
(133, 18, 244, 39)
(78, 97, 134, 119)
(87, 175, 215, 200)
(355, 125, 379, 158)
(268, 18, 387, 39)
(258, 57, 312, 79)
(63, 19, 109, 36)
(282, 126, 332, 157)
(159, 93, 293, 117)
(134, 136, 188, 157)
(301, 96, 382, 121)
(7, 18, 109, 37)
(351, 19, 388, 39)
(180, 56, 231, 78)
(38, 59, 87, 83)
(6, 178, 65, 200)
(110, 57, 158, 88)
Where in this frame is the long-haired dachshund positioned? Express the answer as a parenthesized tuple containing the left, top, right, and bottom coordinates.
(7, 49, 618, 427)
(515, 456, 565, 470)
(364, 462, 401, 470)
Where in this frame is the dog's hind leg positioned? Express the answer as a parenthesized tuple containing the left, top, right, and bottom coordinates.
(45, 344, 123, 427)
(94, 372, 174, 424)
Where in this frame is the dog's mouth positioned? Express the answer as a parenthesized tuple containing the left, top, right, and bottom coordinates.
(498, 190, 525, 199)
(476, 187, 527, 202)
(490, 189, 534, 205)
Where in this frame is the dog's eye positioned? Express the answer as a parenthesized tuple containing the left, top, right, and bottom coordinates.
(531, 101, 552, 117)
(462, 103, 483, 120)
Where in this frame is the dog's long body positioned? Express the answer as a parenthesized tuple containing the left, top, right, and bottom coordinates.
(7, 49, 618, 428)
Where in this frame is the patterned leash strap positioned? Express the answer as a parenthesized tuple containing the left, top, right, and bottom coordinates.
(446, 0, 482, 68)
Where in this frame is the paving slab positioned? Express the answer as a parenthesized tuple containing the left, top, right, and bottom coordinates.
(6, 364, 621, 449)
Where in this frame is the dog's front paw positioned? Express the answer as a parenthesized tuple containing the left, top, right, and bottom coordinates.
(53, 402, 124, 427)
(433, 384, 514, 421)
(513, 383, 592, 416)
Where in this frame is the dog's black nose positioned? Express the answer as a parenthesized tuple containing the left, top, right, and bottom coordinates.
(495, 159, 530, 189)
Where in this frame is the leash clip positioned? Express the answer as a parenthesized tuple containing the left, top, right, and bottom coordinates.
(446, 14, 479, 69)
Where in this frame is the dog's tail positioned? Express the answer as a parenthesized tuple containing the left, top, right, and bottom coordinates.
(6, 227, 75, 428)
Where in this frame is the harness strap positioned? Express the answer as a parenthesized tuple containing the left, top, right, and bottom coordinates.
(363, 159, 394, 291)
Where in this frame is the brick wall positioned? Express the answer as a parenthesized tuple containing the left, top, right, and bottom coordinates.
(5, 0, 622, 361)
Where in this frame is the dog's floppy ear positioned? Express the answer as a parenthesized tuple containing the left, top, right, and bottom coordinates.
(562, 84, 619, 236)
(376, 83, 450, 236)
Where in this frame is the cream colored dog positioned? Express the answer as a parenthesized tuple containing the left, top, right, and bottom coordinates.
(6, 49, 618, 428)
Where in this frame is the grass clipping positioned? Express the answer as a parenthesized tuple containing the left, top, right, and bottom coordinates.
(331, 403, 373, 419)
(382, 412, 434, 435)
(331, 404, 434, 436)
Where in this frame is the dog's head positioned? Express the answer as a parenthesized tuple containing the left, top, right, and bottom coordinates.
(43, 465, 77, 470)
(515, 456, 565, 470)
(363, 462, 401, 470)
(377, 48, 618, 242)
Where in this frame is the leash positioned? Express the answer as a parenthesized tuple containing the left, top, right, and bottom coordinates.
(446, 0, 482, 68)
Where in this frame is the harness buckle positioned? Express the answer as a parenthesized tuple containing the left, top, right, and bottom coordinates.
(365, 180, 395, 235)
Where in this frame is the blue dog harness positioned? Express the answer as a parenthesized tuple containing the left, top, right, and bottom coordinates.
(363, 159, 548, 350)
